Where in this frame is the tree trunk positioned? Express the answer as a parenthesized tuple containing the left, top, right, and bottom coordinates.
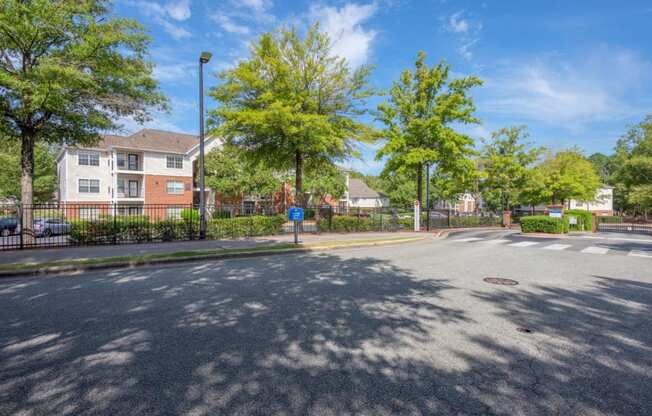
(416, 163, 423, 206)
(21, 132, 35, 244)
(295, 150, 303, 207)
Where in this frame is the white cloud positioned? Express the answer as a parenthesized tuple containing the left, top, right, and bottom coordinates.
(309, 2, 378, 67)
(165, 0, 191, 21)
(124, 0, 193, 39)
(211, 14, 251, 35)
(479, 48, 652, 129)
(444, 10, 482, 60)
(152, 62, 194, 81)
(447, 11, 469, 34)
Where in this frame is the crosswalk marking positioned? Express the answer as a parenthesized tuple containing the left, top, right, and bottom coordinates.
(542, 244, 571, 250)
(454, 237, 484, 242)
(508, 241, 539, 247)
(581, 246, 609, 254)
(482, 239, 510, 244)
(628, 250, 652, 258)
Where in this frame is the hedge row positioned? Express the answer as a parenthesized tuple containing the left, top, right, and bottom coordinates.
(317, 216, 379, 232)
(69, 215, 286, 244)
(520, 216, 569, 234)
(564, 209, 593, 231)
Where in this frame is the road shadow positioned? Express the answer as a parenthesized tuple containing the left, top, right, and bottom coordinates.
(1, 254, 651, 415)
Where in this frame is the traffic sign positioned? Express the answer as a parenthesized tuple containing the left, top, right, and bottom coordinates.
(288, 207, 304, 221)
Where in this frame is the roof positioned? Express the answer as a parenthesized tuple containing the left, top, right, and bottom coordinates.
(85, 129, 199, 154)
(348, 178, 386, 199)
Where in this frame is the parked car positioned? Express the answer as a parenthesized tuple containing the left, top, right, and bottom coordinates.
(0, 217, 19, 237)
(33, 218, 72, 237)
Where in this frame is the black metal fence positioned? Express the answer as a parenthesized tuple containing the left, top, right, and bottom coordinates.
(0, 203, 502, 250)
(597, 216, 652, 234)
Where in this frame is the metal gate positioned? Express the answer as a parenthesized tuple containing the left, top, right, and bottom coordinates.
(597, 217, 652, 234)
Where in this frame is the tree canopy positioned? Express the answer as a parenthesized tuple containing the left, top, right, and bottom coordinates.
(0, 140, 56, 203)
(538, 149, 601, 204)
(480, 126, 544, 210)
(205, 144, 283, 202)
(376, 52, 482, 205)
(209, 24, 374, 205)
(0, 0, 166, 238)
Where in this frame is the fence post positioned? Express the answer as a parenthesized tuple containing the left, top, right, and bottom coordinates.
(447, 209, 451, 228)
(380, 207, 383, 231)
(113, 204, 117, 245)
(426, 207, 430, 231)
(328, 206, 333, 230)
(19, 203, 24, 250)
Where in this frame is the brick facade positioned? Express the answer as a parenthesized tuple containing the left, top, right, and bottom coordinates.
(144, 175, 193, 205)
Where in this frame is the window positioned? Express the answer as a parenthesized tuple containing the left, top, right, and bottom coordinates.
(166, 155, 183, 169)
(117, 206, 143, 216)
(167, 207, 182, 220)
(79, 207, 100, 220)
(78, 151, 99, 166)
(117, 179, 125, 195)
(117, 153, 126, 169)
(128, 154, 139, 170)
(166, 181, 184, 194)
(128, 180, 139, 198)
(79, 179, 100, 193)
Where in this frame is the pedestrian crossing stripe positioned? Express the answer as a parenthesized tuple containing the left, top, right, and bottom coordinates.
(454, 237, 484, 242)
(581, 246, 609, 254)
(542, 244, 572, 250)
(628, 250, 652, 258)
(508, 241, 539, 247)
(482, 239, 510, 244)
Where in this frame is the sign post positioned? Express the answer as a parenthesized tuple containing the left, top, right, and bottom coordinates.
(414, 200, 420, 232)
(288, 207, 304, 244)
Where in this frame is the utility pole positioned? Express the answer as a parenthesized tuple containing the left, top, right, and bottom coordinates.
(198, 51, 212, 239)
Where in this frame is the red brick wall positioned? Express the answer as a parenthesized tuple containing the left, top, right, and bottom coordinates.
(144, 175, 193, 205)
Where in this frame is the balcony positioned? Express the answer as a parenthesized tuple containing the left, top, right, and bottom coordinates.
(115, 152, 144, 173)
(116, 175, 144, 200)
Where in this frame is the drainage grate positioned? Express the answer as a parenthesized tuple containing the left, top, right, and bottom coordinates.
(483, 277, 519, 286)
(516, 327, 533, 333)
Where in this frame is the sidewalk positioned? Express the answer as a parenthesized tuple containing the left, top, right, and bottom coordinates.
(0, 232, 426, 266)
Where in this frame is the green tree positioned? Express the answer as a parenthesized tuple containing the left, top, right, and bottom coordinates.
(0, 140, 56, 203)
(518, 167, 550, 213)
(588, 152, 614, 184)
(480, 126, 544, 211)
(612, 115, 652, 215)
(376, 52, 482, 205)
(205, 144, 283, 202)
(209, 24, 374, 206)
(0, 0, 166, 239)
(304, 164, 346, 219)
(539, 149, 601, 204)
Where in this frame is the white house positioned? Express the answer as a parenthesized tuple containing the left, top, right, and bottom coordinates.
(567, 186, 614, 215)
(340, 175, 390, 209)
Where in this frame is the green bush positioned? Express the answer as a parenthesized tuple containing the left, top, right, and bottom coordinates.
(303, 208, 315, 220)
(598, 216, 622, 224)
(521, 216, 569, 234)
(181, 208, 199, 221)
(206, 215, 286, 239)
(564, 209, 593, 232)
(317, 215, 377, 232)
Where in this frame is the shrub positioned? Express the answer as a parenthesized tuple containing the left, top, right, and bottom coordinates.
(206, 215, 285, 239)
(317, 215, 377, 232)
(520, 216, 569, 234)
(598, 216, 622, 224)
(181, 208, 199, 221)
(564, 209, 593, 232)
(303, 208, 315, 220)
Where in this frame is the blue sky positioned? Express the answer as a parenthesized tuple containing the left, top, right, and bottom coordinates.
(113, 0, 652, 174)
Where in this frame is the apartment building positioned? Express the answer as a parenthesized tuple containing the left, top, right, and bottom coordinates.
(56, 129, 220, 219)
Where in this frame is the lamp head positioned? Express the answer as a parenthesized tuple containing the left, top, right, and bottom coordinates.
(200, 52, 212, 64)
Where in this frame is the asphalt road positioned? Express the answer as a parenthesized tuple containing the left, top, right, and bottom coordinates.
(1, 231, 651, 415)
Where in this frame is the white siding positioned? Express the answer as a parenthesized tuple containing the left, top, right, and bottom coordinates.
(144, 152, 193, 177)
(57, 156, 67, 201)
(64, 149, 112, 202)
(349, 197, 390, 208)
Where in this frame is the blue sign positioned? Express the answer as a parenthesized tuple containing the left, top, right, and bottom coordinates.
(548, 207, 563, 218)
(288, 207, 304, 221)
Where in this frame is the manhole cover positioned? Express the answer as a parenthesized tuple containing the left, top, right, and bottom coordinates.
(483, 277, 519, 286)
(516, 327, 533, 333)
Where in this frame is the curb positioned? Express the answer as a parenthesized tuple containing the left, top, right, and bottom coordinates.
(0, 237, 426, 279)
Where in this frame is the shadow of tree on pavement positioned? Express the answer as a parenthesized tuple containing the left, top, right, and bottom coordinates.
(1, 253, 650, 415)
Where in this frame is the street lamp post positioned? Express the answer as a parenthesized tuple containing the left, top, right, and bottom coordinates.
(198, 51, 212, 239)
